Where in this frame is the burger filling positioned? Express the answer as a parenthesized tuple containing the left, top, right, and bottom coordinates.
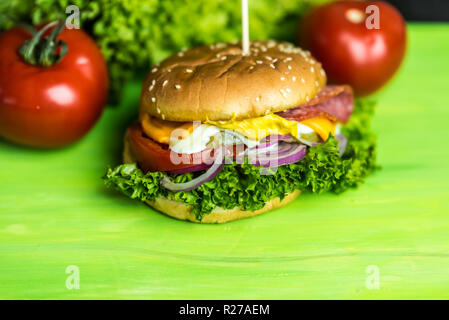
(105, 86, 377, 221)
(141, 113, 335, 155)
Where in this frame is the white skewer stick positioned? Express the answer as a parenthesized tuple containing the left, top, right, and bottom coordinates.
(241, 0, 250, 55)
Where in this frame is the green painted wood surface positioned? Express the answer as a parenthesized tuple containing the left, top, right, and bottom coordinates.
(1, 24, 449, 299)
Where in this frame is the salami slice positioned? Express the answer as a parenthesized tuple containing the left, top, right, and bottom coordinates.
(276, 85, 354, 123)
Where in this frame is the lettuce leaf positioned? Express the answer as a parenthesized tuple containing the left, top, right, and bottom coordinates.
(104, 99, 377, 221)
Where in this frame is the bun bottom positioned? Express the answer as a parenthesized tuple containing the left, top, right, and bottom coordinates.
(123, 133, 301, 223)
(145, 190, 300, 223)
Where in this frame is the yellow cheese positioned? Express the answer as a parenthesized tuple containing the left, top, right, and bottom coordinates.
(141, 113, 337, 146)
(206, 114, 336, 141)
(300, 117, 336, 141)
(140, 114, 193, 144)
(205, 114, 297, 140)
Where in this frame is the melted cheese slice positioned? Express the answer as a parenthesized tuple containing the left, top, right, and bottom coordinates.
(141, 114, 193, 144)
(300, 117, 336, 141)
(141, 113, 336, 148)
(206, 114, 336, 141)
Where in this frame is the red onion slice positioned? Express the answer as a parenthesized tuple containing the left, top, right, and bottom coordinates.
(167, 163, 212, 174)
(160, 149, 224, 192)
(261, 134, 296, 143)
(256, 140, 278, 150)
(273, 143, 307, 167)
(249, 142, 307, 168)
(240, 134, 294, 156)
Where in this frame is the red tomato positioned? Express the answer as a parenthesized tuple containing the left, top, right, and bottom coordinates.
(128, 123, 240, 173)
(0, 24, 108, 148)
(128, 123, 214, 172)
(298, 1, 407, 96)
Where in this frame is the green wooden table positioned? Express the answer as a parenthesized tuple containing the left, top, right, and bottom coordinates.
(1, 24, 448, 299)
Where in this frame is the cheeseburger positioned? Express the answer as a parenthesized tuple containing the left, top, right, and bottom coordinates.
(105, 40, 355, 223)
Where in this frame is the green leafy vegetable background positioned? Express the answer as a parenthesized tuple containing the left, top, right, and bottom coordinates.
(0, 0, 328, 102)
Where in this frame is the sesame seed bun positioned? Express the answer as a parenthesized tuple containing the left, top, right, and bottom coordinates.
(122, 134, 301, 223)
(140, 40, 327, 122)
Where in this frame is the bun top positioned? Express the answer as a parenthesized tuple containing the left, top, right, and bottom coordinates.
(140, 40, 327, 122)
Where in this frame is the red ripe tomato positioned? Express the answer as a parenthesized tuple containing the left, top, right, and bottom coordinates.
(128, 123, 202, 173)
(128, 123, 240, 173)
(0, 23, 108, 148)
(298, 1, 407, 96)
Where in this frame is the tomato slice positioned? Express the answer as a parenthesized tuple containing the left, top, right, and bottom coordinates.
(128, 123, 216, 172)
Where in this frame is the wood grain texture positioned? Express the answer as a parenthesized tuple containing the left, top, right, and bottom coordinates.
(1, 24, 449, 299)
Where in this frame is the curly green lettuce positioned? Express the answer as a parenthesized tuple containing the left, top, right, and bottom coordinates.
(104, 99, 377, 221)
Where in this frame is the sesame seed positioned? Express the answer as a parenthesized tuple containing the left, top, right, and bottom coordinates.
(157, 107, 161, 114)
(161, 114, 165, 120)
(265, 56, 273, 61)
(216, 53, 221, 58)
(301, 78, 305, 83)
(256, 60, 263, 64)
(256, 96, 260, 102)
(148, 85, 154, 91)
(249, 66, 255, 70)
(270, 64, 275, 69)
(287, 65, 292, 70)
(280, 76, 285, 81)
(177, 52, 184, 57)
(151, 67, 158, 73)
(320, 69, 326, 76)
(286, 88, 291, 93)
(283, 57, 292, 62)
(265, 109, 270, 115)
(272, 58, 278, 63)
(162, 80, 168, 87)
(292, 76, 296, 82)
(152, 80, 156, 85)
(311, 66, 315, 73)
(151, 97, 156, 103)
(221, 56, 227, 60)
(306, 96, 310, 102)
(315, 81, 319, 87)
(280, 89, 287, 97)
(175, 84, 181, 89)
(185, 68, 193, 73)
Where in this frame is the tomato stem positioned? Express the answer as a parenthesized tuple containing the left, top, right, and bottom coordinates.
(18, 21, 68, 67)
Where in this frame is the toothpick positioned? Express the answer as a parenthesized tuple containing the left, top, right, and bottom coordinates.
(241, 0, 250, 56)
